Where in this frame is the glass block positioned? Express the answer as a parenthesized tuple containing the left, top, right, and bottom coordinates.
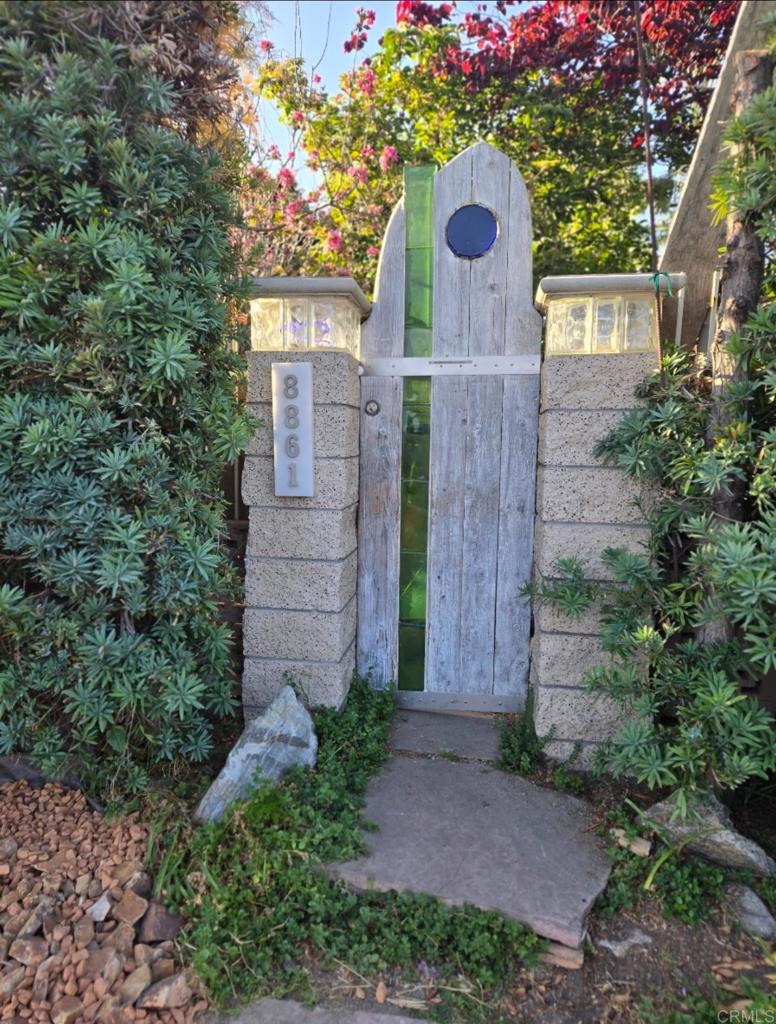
(404, 377, 431, 405)
(250, 298, 283, 350)
(405, 247, 433, 330)
(399, 553, 427, 623)
(312, 299, 335, 348)
(402, 432, 430, 482)
(546, 298, 590, 355)
(284, 298, 309, 349)
(400, 481, 428, 552)
(404, 166, 434, 250)
(446, 204, 498, 259)
(594, 298, 618, 353)
(624, 297, 655, 352)
(398, 624, 425, 691)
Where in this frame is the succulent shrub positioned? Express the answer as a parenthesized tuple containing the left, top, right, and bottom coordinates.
(0, 3, 254, 796)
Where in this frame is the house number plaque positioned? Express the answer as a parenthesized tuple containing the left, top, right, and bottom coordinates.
(271, 362, 314, 497)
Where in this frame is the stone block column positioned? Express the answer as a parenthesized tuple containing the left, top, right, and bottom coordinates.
(531, 353, 655, 764)
(242, 350, 360, 717)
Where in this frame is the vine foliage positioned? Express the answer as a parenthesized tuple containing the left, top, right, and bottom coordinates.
(535, 78, 776, 816)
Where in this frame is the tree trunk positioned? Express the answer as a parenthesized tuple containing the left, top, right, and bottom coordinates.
(698, 49, 771, 646)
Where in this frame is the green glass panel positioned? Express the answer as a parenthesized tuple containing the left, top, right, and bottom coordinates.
(404, 166, 434, 250)
(400, 481, 428, 552)
(399, 553, 426, 623)
(404, 327, 432, 358)
(404, 377, 431, 405)
(398, 167, 434, 694)
(405, 247, 433, 330)
(403, 403, 430, 436)
(402, 432, 430, 482)
(398, 624, 425, 691)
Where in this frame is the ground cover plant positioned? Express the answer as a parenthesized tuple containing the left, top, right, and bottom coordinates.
(0, 1, 255, 797)
(149, 680, 545, 1018)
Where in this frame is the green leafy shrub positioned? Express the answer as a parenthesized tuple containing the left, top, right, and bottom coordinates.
(533, 85, 776, 816)
(155, 680, 544, 1009)
(0, 5, 253, 796)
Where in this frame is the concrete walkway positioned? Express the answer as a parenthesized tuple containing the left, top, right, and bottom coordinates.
(330, 711, 611, 949)
(208, 998, 428, 1024)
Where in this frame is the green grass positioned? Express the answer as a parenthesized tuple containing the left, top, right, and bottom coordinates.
(152, 679, 544, 1015)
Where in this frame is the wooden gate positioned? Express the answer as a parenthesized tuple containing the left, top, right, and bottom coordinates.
(357, 143, 540, 712)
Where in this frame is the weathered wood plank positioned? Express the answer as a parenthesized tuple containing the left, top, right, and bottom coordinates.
(493, 371, 539, 701)
(455, 145, 514, 693)
(493, 160, 541, 702)
(425, 375, 466, 692)
(357, 201, 405, 686)
(425, 148, 473, 692)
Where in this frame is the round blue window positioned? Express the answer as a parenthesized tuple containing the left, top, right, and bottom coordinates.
(446, 204, 498, 259)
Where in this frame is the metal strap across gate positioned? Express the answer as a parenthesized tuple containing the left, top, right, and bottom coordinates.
(360, 354, 540, 376)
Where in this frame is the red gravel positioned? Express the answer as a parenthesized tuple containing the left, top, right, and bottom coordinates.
(0, 781, 207, 1023)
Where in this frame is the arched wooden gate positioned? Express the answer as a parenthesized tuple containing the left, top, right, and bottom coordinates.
(357, 143, 541, 712)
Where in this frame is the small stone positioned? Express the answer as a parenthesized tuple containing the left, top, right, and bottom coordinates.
(127, 873, 152, 900)
(75, 874, 91, 896)
(150, 959, 175, 983)
(137, 903, 182, 945)
(133, 945, 153, 966)
(102, 922, 135, 956)
(112, 891, 148, 926)
(194, 686, 317, 823)
(87, 895, 112, 923)
(32, 955, 58, 1002)
(540, 943, 584, 970)
(0, 965, 26, 999)
(112, 863, 144, 886)
(118, 965, 152, 1006)
(51, 996, 83, 1024)
(9, 936, 49, 968)
(74, 916, 95, 947)
(0, 864, 10, 877)
(645, 793, 776, 876)
(727, 884, 776, 940)
(599, 927, 653, 958)
(86, 880, 102, 900)
(137, 973, 191, 1009)
(0, 838, 18, 861)
(85, 948, 123, 985)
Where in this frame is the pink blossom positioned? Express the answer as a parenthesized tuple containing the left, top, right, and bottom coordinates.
(357, 66, 376, 96)
(267, 144, 281, 160)
(259, 39, 273, 53)
(361, 145, 375, 159)
(367, 245, 380, 257)
(284, 201, 301, 218)
(327, 231, 344, 253)
(335, 267, 352, 277)
(379, 145, 399, 172)
(347, 165, 369, 184)
(290, 110, 304, 126)
(277, 168, 296, 190)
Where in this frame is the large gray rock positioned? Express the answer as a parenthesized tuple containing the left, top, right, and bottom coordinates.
(195, 686, 317, 823)
(726, 884, 776, 940)
(644, 793, 776, 877)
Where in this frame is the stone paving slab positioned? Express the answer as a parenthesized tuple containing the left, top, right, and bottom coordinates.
(330, 757, 611, 948)
(391, 710, 500, 762)
(207, 998, 428, 1024)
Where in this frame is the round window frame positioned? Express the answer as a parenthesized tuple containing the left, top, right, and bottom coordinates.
(445, 203, 499, 260)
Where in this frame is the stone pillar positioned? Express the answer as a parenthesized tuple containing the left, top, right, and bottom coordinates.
(242, 350, 360, 717)
(531, 353, 655, 764)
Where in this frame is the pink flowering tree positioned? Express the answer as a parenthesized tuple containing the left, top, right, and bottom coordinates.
(244, 1, 737, 289)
